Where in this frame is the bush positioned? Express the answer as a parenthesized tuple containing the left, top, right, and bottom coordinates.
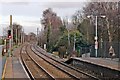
(0, 39, 4, 45)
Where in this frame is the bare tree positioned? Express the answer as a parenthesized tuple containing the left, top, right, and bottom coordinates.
(41, 8, 63, 52)
(73, 1, 119, 57)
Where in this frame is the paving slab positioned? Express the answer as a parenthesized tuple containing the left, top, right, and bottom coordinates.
(3, 46, 29, 79)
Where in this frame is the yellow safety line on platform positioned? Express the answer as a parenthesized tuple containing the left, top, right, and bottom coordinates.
(2, 58, 7, 80)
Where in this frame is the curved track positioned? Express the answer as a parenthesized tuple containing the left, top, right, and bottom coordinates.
(20, 44, 55, 80)
(20, 43, 85, 80)
(31, 44, 100, 80)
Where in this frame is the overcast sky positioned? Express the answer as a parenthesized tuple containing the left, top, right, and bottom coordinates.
(0, 0, 118, 36)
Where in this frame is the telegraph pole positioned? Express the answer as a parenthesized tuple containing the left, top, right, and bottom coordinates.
(21, 31, 22, 44)
(37, 28, 39, 45)
(16, 28, 18, 45)
(9, 15, 13, 56)
(118, 1, 120, 62)
(23, 28, 24, 43)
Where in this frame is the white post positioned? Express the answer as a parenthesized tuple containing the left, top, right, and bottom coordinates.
(44, 44, 46, 50)
(73, 34, 76, 51)
(95, 16, 98, 57)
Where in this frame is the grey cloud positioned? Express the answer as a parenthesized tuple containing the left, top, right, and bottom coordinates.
(24, 20, 40, 24)
(1, 2, 30, 5)
(1, 2, 43, 17)
(43, 2, 87, 9)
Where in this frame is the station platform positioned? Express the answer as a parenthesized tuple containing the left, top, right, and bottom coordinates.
(65, 57, 120, 71)
(65, 57, 120, 79)
(2, 46, 29, 79)
(74, 57, 120, 71)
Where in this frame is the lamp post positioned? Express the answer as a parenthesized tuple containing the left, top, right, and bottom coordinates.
(87, 15, 105, 57)
(64, 17, 70, 55)
(66, 19, 70, 47)
(72, 19, 77, 51)
(95, 16, 98, 57)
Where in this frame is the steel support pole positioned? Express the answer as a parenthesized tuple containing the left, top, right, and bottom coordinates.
(95, 16, 98, 57)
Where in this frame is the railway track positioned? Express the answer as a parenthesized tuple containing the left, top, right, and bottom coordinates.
(26, 44, 79, 80)
(31, 44, 100, 80)
(20, 44, 55, 80)
(20, 43, 83, 80)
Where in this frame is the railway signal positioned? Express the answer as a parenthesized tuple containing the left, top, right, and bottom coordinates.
(8, 30, 12, 39)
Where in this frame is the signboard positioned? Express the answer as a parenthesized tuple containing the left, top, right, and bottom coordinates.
(44, 44, 46, 50)
(95, 41, 98, 49)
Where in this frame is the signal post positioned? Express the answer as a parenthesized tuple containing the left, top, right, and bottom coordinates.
(8, 15, 12, 57)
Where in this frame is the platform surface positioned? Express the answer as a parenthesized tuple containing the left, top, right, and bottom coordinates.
(4, 46, 29, 79)
(73, 57, 120, 71)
